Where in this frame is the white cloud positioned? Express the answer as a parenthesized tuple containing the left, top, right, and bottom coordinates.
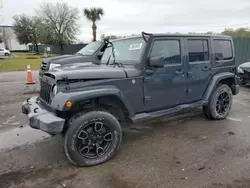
(1, 0, 250, 42)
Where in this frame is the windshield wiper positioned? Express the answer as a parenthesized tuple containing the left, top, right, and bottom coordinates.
(75, 52, 83, 56)
(110, 61, 124, 67)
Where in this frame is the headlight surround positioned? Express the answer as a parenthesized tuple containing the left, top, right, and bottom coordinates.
(52, 84, 57, 95)
(49, 63, 61, 70)
(237, 66, 244, 74)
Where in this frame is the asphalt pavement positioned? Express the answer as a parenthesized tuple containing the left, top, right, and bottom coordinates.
(1, 71, 250, 188)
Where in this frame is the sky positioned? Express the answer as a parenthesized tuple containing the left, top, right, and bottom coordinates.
(1, 0, 250, 42)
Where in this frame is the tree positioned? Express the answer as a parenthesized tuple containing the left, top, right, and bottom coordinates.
(38, 2, 80, 54)
(13, 14, 32, 49)
(221, 28, 250, 38)
(0, 27, 13, 49)
(100, 33, 140, 40)
(38, 23, 54, 45)
(100, 34, 122, 40)
(13, 14, 42, 53)
(83, 8, 104, 42)
(29, 16, 43, 53)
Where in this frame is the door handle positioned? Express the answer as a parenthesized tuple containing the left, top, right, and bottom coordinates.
(145, 69, 156, 75)
(202, 66, 211, 71)
(174, 69, 184, 75)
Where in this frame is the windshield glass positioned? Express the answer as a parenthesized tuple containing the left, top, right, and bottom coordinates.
(100, 37, 145, 64)
(76, 41, 102, 55)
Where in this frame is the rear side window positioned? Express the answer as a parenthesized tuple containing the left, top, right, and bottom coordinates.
(150, 40, 181, 64)
(188, 39, 209, 62)
(214, 40, 233, 61)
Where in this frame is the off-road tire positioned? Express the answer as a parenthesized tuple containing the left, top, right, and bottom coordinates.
(63, 110, 122, 167)
(203, 84, 232, 120)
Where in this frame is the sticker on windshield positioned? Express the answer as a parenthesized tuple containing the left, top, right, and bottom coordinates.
(129, 43, 142, 50)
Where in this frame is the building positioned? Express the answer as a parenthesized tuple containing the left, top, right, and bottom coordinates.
(0, 25, 27, 50)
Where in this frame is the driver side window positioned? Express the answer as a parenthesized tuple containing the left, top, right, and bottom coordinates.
(150, 40, 181, 64)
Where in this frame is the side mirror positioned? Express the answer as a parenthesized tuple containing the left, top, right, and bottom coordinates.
(97, 51, 104, 59)
(149, 56, 165, 68)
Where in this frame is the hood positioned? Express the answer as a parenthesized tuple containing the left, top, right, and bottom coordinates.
(46, 64, 139, 80)
(239, 62, 250, 72)
(43, 54, 93, 65)
(58, 62, 96, 69)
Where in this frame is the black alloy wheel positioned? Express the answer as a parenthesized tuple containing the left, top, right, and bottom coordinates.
(215, 91, 230, 116)
(76, 121, 113, 159)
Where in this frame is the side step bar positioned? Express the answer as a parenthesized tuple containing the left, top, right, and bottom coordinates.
(130, 100, 208, 123)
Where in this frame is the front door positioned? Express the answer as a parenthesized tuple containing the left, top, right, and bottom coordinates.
(184, 37, 212, 103)
(144, 37, 187, 111)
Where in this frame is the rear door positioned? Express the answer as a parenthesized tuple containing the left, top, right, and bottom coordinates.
(184, 37, 212, 103)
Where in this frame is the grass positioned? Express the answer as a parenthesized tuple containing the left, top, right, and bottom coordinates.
(0, 53, 55, 72)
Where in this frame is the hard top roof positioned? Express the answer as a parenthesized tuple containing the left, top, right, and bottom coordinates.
(109, 32, 231, 42)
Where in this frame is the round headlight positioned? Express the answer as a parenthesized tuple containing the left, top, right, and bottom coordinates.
(237, 67, 244, 74)
(52, 85, 57, 95)
(49, 63, 61, 70)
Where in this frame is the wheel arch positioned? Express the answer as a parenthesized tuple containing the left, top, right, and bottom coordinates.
(203, 72, 238, 100)
(51, 85, 135, 120)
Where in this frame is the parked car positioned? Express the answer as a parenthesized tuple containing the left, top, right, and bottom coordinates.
(22, 32, 240, 167)
(237, 60, 250, 85)
(39, 41, 107, 81)
(0, 48, 11, 56)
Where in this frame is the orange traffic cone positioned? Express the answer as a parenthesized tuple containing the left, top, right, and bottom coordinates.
(26, 65, 35, 85)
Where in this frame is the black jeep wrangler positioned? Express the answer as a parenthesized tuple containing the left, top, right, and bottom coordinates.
(22, 32, 240, 167)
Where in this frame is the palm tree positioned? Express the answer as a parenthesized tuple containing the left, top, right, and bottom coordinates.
(83, 8, 104, 41)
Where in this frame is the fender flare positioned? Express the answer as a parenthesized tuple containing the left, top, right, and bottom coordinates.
(51, 85, 135, 117)
(203, 72, 237, 101)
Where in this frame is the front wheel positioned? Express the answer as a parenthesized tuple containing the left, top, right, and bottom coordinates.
(63, 111, 122, 167)
(203, 84, 233, 120)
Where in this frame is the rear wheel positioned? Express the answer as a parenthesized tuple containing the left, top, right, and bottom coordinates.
(63, 110, 122, 167)
(203, 84, 232, 120)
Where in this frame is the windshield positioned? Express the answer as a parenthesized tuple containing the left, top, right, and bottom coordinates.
(76, 41, 102, 55)
(100, 37, 145, 64)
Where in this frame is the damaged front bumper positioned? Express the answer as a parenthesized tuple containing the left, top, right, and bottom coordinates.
(22, 96, 65, 135)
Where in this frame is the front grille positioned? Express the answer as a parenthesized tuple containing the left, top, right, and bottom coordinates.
(40, 61, 49, 71)
(39, 80, 52, 103)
